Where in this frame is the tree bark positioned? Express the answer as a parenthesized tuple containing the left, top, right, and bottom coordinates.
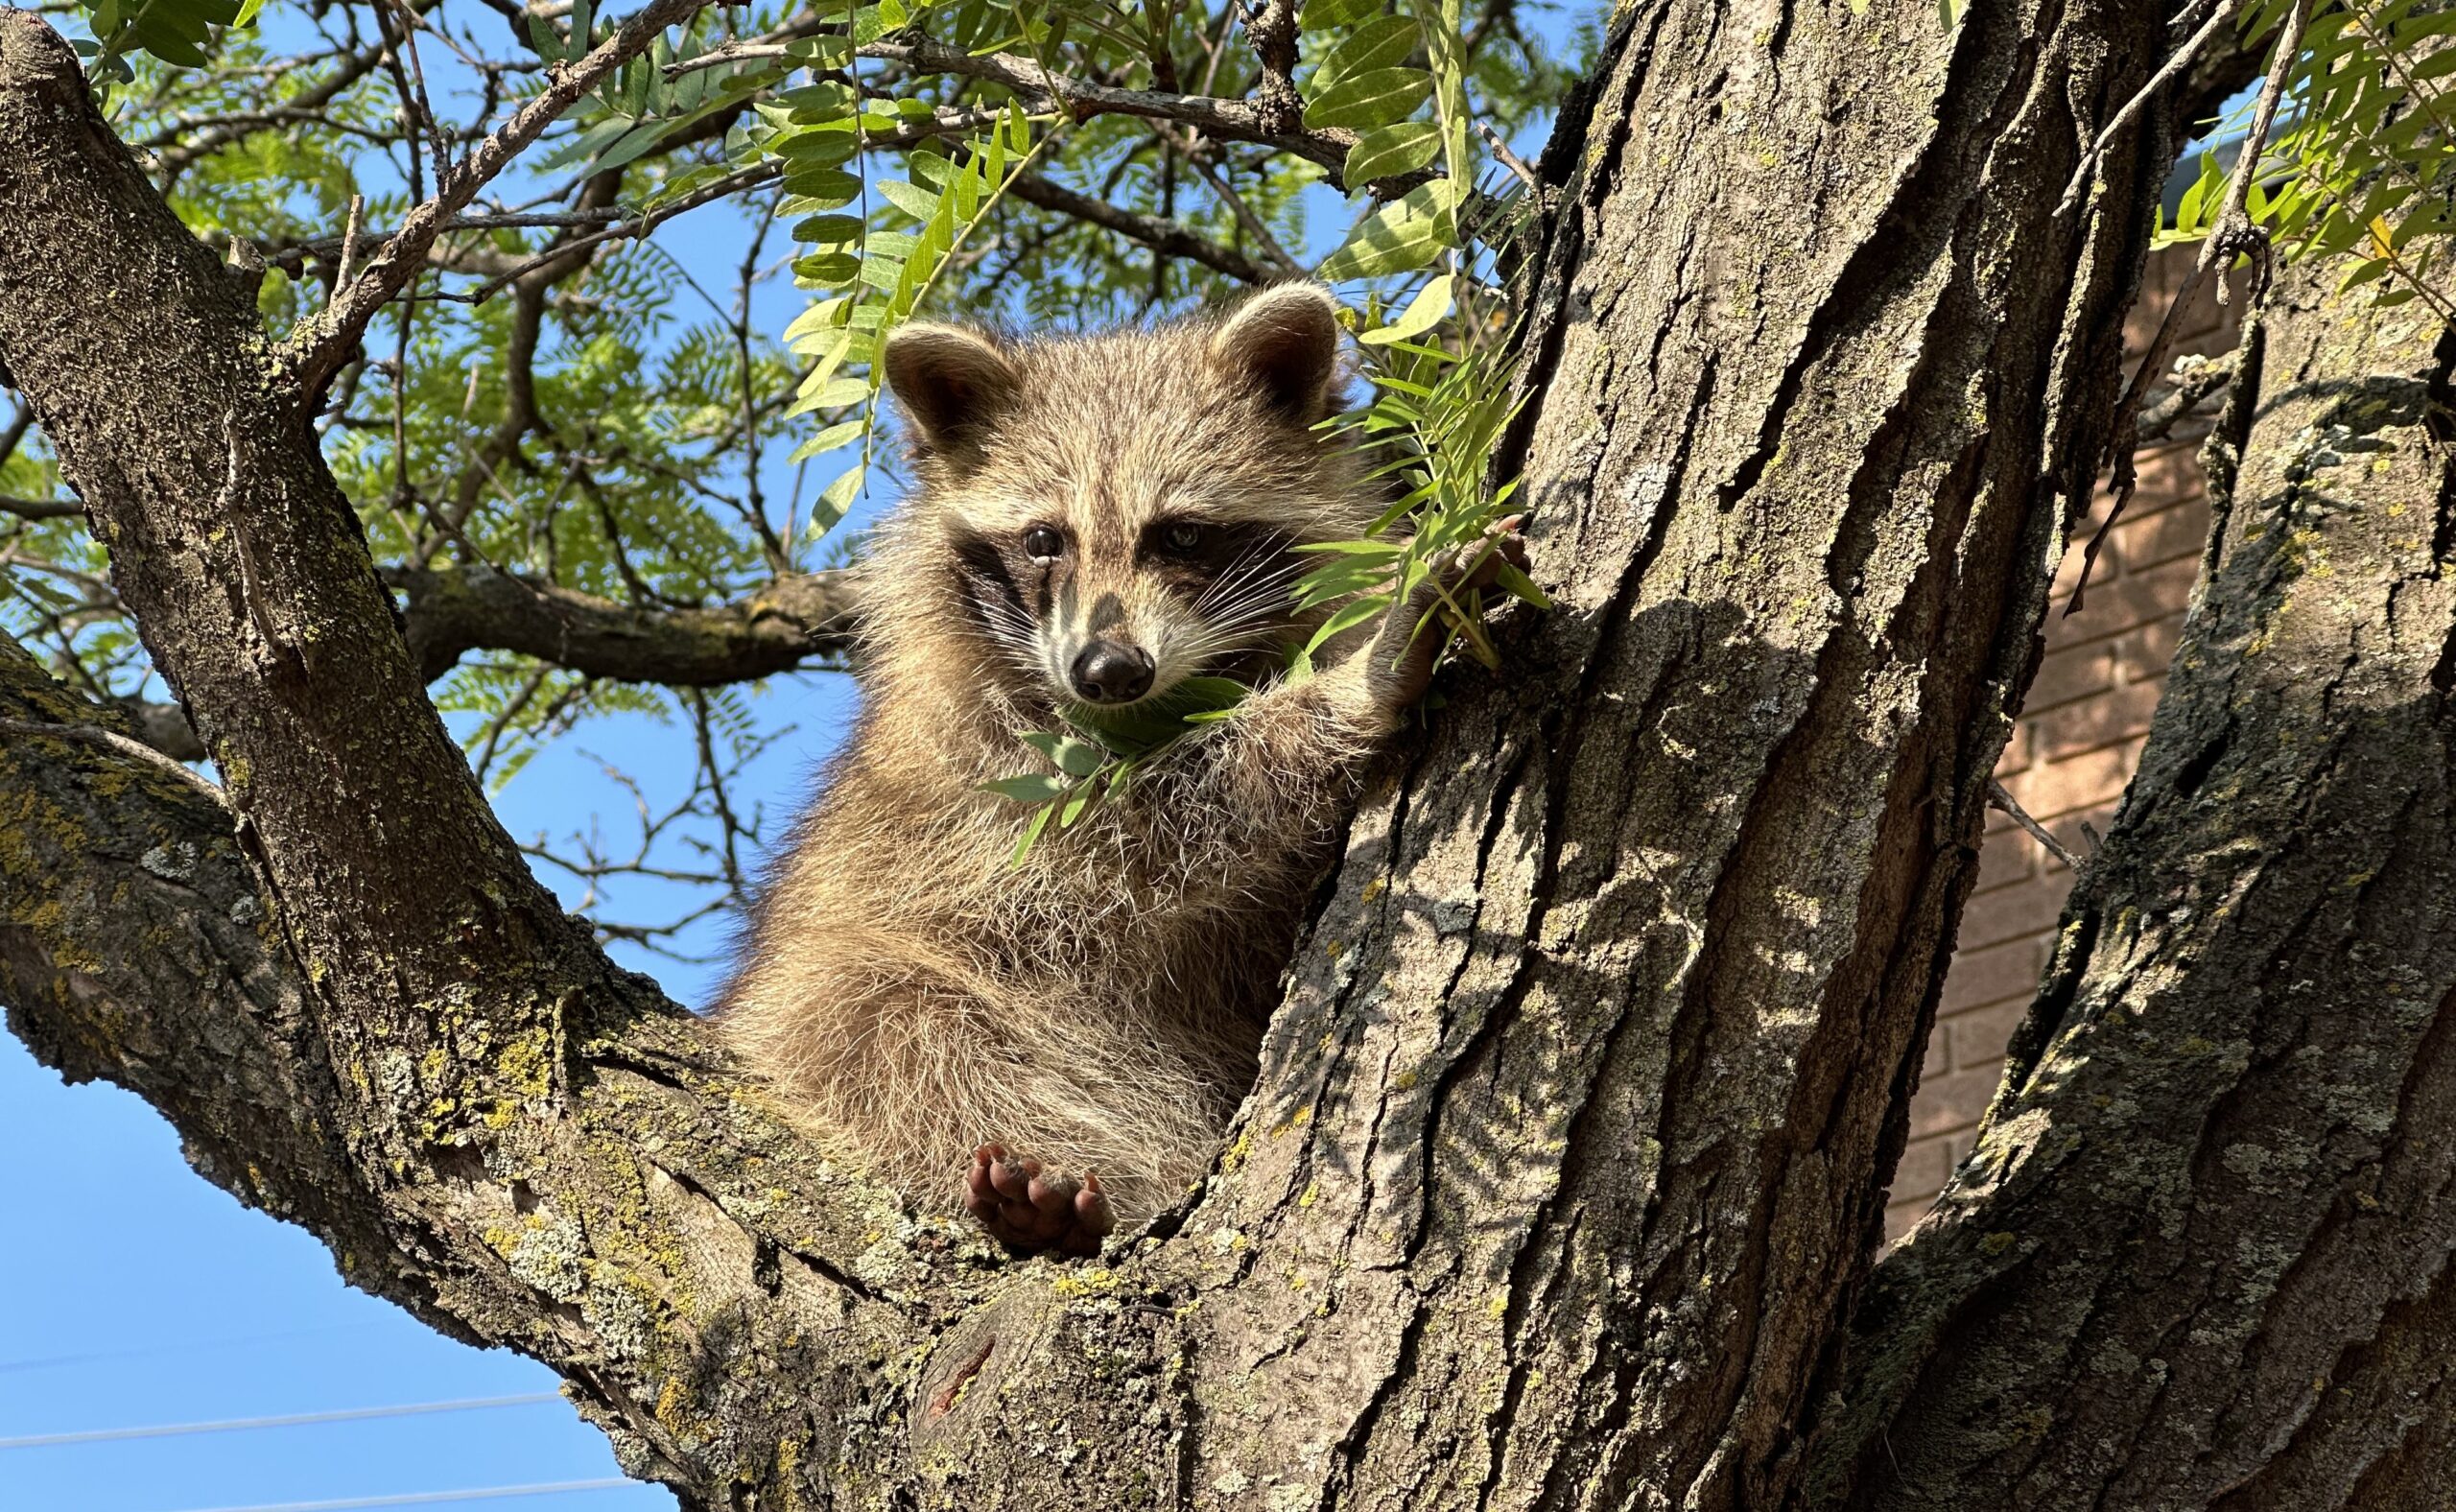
(0, 0, 2185, 1507)
(1806, 242, 2456, 1508)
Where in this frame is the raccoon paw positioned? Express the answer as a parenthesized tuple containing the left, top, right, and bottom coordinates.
(965, 1144, 1114, 1259)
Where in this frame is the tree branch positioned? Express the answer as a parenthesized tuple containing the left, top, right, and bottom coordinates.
(390, 561, 858, 685)
(860, 38, 1370, 186)
(0, 492, 78, 519)
(1007, 169, 1273, 282)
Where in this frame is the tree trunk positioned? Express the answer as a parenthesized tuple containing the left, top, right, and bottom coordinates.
(1807, 243, 2456, 1509)
(0, 1, 2185, 1507)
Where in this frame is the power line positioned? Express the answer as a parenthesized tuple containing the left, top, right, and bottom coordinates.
(160, 1481, 638, 1512)
(0, 1393, 563, 1450)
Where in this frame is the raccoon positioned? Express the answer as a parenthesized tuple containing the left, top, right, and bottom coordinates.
(719, 283, 1511, 1255)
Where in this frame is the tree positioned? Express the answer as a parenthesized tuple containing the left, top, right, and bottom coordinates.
(3, 0, 2447, 1507)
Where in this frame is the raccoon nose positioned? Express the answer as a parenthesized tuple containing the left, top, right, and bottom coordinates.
(1071, 641, 1155, 703)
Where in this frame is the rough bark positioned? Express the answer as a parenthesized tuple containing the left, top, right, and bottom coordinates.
(0, 0, 2181, 1507)
(1807, 249, 2456, 1507)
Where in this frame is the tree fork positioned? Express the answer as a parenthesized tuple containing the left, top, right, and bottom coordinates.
(1807, 234, 2456, 1512)
(0, 0, 2180, 1506)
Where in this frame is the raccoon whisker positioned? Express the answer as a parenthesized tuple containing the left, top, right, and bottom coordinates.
(1193, 564, 1310, 628)
(1193, 589, 1306, 638)
(1193, 540, 1302, 615)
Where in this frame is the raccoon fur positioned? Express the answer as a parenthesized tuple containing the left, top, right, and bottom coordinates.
(719, 283, 1500, 1254)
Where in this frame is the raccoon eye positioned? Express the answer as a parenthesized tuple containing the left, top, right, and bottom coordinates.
(1022, 526, 1065, 562)
(1162, 522, 1209, 555)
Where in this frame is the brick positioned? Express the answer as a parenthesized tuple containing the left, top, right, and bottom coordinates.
(2031, 676, 2167, 763)
(1972, 825, 2038, 895)
(2059, 557, 2201, 640)
(1923, 1023, 1950, 1078)
(1998, 736, 2146, 820)
(2025, 638, 2119, 712)
(2128, 446, 2201, 508)
(1959, 873, 2071, 951)
(1950, 998, 2033, 1072)
(2113, 496, 2211, 573)
(2114, 613, 2184, 684)
(1910, 1064, 2004, 1140)
(1890, 1134, 1954, 1206)
(1994, 723, 2031, 778)
(1940, 935, 2044, 1013)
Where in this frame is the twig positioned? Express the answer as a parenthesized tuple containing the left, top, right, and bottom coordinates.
(1989, 779, 2083, 871)
(0, 495, 82, 521)
(858, 39, 1367, 184)
(2069, 0, 2306, 615)
(334, 193, 365, 293)
(1006, 170, 1271, 282)
(1477, 119, 1541, 193)
(377, 0, 455, 196)
(0, 719, 226, 806)
(1149, 122, 1305, 276)
(283, 0, 717, 394)
(2137, 351, 2236, 445)
(2056, 0, 2233, 219)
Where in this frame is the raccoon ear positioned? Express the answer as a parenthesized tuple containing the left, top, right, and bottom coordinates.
(883, 323, 1020, 453)
(1210, 283, 1344, 422)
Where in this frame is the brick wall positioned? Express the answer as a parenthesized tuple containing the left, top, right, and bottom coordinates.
(1886, 249, 2240, 1241)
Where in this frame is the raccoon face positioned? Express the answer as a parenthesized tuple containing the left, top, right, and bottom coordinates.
(885, 285, 1362, 712)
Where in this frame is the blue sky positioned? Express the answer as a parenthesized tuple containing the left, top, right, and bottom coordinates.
(0, 3, 1587, 1505)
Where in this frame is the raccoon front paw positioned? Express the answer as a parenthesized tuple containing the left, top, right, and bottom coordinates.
(965, 1144, 1115, 1258)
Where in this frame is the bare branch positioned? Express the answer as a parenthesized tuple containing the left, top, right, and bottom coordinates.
(1007, 170, 1273, 282)
(859, 38, 1372, 186)
(2070, 0, 2307, 615)
(1987, 777, 2084, 871)
(283, 0, 715, 394)
(0, 494, 79, 520)
(391, 561, 858, 685)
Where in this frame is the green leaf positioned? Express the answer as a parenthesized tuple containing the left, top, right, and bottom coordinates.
(1022, 731, 1110, 777)
(1303, 593, 1391, 655)
(1302, 0, 1381, 25)
(1492, 559, 1550, 608)
(1343, 122, 1443, 185)
(793, 213, 866, 244)
(792, 251, 863, 287)
(540, 116, 638, 171)
(789, 419, 867, 461)
(881, 179, 942, 221)
(809, 461, 865, 536)
(787, 33, 855, 64)
(1007, 802, 1055, 866)
(594, 120, 673, 173)
(981, 773, 1070, 803)
(1311, 15, 1420, 100)
(1359, 273, 1453, 345)
(783, 167, 863, 207)
(1304, 67, 1434, 131)
(1316, 178, 1460, 280)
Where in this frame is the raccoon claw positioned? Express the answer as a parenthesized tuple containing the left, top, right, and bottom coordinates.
(966, 1144, 1114, 1258)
